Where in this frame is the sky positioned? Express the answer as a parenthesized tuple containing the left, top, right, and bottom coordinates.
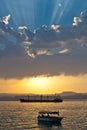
(0, 0, 87, 94)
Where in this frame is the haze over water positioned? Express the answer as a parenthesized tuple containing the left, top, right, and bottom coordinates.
(0, 101, 87, 130)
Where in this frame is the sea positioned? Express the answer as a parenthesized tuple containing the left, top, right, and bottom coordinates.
(0, 101, 87, 130)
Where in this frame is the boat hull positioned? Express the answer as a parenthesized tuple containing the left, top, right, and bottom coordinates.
(37, 116, 63, 124)
(20, 99, 63, 103)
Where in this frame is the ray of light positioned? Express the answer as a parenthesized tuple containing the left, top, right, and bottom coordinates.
(33, 0, 51, 28)
(3, 0, 20, 27)
(2, 0, 36, 30)
(2, 0, 87, 30)
(50, 0, 62, 25)
(1, 0, 75, 29)
(26, 0, 35, 29)
(39, 0, 49, 25)
(55, 0, 74, 24)
(50, 0, 75, 25)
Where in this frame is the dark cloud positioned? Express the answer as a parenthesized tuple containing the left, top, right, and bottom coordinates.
(0, 12, 87, 78)
(0, 52, 87, 79)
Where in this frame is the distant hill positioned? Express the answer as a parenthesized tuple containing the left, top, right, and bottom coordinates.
(60, 91, 77, 96)
(0, 92, 87, 101)
(60, 91, 87, 100)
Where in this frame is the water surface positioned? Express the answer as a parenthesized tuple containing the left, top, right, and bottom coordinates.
(0, 101, 87, 130)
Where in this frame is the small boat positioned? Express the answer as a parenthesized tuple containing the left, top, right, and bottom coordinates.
(37, 111, 63, 125)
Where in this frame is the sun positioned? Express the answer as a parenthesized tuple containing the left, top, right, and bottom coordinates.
(28, 76, 50, 93)
(30, 77, 49, 88)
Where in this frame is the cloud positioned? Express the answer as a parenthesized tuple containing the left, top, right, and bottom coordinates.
(73, 17, 82, 26)
(2, 14, 11, 25)
(0, 11, 87, 78)
(59, 48, 69, 54)
(72, 10, 87, 26)
(18, 26, 28, 30)
(51, 25, 60, 32)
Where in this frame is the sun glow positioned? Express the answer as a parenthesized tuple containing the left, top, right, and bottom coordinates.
(29, 77, 50, 92)
(0, 75, 87, 94)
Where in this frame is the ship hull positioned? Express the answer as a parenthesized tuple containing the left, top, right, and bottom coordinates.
(20, 99, 63, 103)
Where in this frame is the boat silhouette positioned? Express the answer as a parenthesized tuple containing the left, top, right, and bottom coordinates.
(37, 111, 63, 125)
(20, 95, 63, 103)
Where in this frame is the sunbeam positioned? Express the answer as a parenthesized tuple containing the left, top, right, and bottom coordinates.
(50, 0, 62, 25)
(3, 0, 20, 27)
(55, 0, 70, 24)
(1, 0, 87, 30)
(2, 0, 36, 30)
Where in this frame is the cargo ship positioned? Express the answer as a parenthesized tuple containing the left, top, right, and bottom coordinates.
(20, 95, 63, 103)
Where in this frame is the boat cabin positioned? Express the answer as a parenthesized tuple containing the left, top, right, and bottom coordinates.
(38, 111, 59, 117)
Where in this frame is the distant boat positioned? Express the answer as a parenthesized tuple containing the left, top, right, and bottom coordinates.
(37, 111, 63, 125)
(20, 96, 63, 103)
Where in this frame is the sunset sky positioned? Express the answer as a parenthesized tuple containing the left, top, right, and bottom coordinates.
(0, 0, 87, 94)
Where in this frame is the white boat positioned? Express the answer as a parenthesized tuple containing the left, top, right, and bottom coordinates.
(37, 111, 63, 125)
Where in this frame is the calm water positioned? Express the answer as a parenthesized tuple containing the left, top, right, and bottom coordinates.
(0, 101, 87, 130)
